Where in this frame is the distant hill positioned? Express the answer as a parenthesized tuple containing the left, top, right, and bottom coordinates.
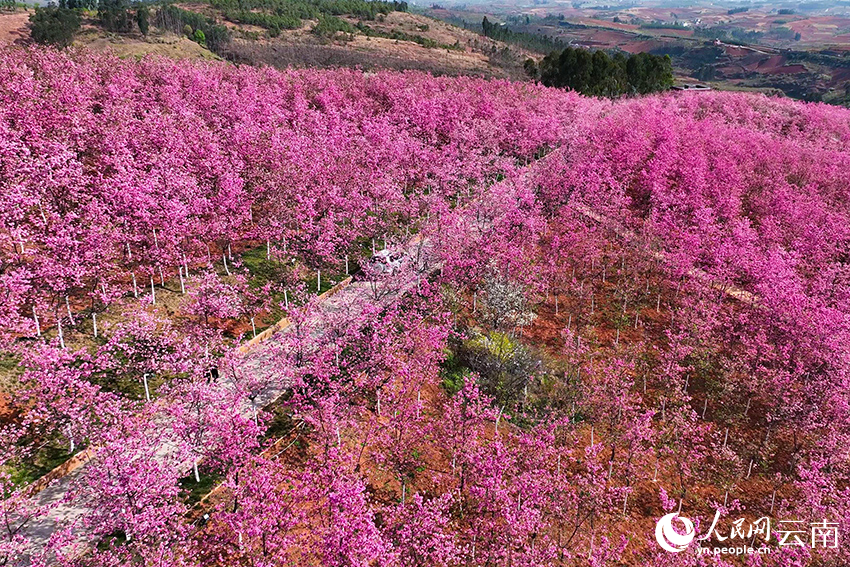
(0, 2, 532, 78)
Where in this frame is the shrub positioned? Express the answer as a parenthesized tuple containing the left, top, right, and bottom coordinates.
(312, 15, 355, 38)
(29, 6, 80, 48)
(457, 331, 542, 408)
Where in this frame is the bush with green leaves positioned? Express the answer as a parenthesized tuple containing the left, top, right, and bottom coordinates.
(29, 6, 81, 48)
(312, 14, 355, 37)
(455, 330, 542, 408)
(99, 0, 133, 32)
(155, 5, 231, 52)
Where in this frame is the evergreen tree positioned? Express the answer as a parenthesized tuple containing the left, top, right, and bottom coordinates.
(99, 0, 133, 32)
(29, 6, 81, 47)
(523, 57, 538, 80)
(136, 4, 150, 36)
(540, 46, 673, 97)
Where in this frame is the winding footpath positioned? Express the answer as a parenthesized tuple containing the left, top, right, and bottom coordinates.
(18, 234, 437, 564)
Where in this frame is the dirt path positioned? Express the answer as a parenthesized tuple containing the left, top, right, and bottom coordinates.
(0, 12, 30, 44)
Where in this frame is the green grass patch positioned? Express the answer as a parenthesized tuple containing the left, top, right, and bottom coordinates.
(86, 368, 169, 401)
(439, 349, 471, 396)
(179, 470, 225, 507)
(7, 439, 75, 487)
(241, 244, 292, 287)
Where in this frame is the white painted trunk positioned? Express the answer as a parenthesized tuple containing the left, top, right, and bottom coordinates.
(33, 307, 41, 336)
(143, 373, 151, 402)
(92, 313, 98, 338)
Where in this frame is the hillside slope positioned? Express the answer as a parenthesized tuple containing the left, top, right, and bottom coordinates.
(3, 45, 850, 566)
(0, 4, 531, 78)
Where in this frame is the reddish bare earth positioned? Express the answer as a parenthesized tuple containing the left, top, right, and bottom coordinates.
(0, 11, 29, 44)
